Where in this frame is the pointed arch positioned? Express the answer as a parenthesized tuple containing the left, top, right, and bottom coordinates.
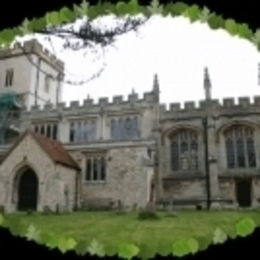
(215, 120, 260, 143)
(168, 127, 200, 171)
(162, 124, 203, 141)
(11, 162, 40, 211)
(223, 124, 257, 169)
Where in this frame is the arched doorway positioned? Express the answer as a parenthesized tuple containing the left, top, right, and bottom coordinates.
(17, 169, 38, 211)
(235, 179, 252, 208)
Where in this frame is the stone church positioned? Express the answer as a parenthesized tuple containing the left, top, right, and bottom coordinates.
(0, 39, 259, 213)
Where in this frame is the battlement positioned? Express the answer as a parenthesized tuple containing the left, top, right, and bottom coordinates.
(21, 91, 157, 118)
(0, 39, 64, 73)
(160, 96, 260, 115)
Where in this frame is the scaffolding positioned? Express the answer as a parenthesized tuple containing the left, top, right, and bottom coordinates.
(0, 92, 21, 145)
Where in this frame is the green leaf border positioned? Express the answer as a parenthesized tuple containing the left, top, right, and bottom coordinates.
(0, 0, 259, 257)
(0, 0, 258, 50)
(0, 213, 257, 258)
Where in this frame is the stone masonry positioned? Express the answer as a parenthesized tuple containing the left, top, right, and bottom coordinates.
(1, 40, 260, 211)
(0, 133, 77, 213)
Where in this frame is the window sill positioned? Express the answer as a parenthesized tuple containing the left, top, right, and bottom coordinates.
(84, 180, 107, 185)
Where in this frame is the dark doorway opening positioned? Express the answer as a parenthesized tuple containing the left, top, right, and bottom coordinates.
(17, 169, 38, 211)
(235, 179, 252, 208)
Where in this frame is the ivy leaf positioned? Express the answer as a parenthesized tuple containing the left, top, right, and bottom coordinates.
(137, 242, 156, 260)
(45, 232, 59, 249)
(102, 2, 117, 15)
(87, 238, 105, 257)
(116, 2, 130, 16)
(212, 228, 228, 244)
(162, 3, 172, 17)
(75, 239, 88, 256)
(171, 2, 189, 16)
(208, 14, 224, 30)
(172, 239, 190, 257)
(225, 19, 238, 36)
(118, 243, 140, 260)
(66, 237, 77, 250)
(147, 0, 163, 15)
(199, 6, 211, 23)
(187, 238, 199, 254)
(183, 5, 200, 23)
(237, 23, 253, 39)
(19, 18, 32, 35)
(7, 218, 26, 237)
(236, 217, 256, 237)
(74, 0, 89, 17)
(45, 12, 60, 26)
(87, 6, 100, 20)
(25, 223, 41, 242)
(195, 236, 211, 251)
(58, 237, 68, 253)
(59, 7, 75, 24)
(0, 214, 4, 226)
(251, 29, 260, 46)
(31, 17, 47, 31)
(128, 0, 140, 16)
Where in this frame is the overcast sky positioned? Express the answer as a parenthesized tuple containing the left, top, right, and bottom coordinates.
(17, 15, 260, 108)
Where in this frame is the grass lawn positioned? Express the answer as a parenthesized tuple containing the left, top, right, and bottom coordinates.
(4, 210, 260, 252)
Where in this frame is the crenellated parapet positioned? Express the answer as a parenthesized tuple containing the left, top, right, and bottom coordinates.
(0, 39, 64, 73)
(20, 91, 158, 120)
(160, 96, 260, 120)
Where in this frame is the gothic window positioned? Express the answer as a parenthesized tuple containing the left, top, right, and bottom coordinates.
(76, 122, 83, 142)
(171, 142, 179, 170)
(125, 117, 133, 139)
(85, 158, 92, 181)
(118, 118, 124, 140)
(46, 125, 51, 138)
(170, 129, 199, 171)
(226, 139, 235, 168)
(5, 69, 14, 87)
(247, 138, 256, 167)
(133, 116, 139, 138)
(40, 125, 45, 135)
(89, 121, 97, 141)
(85, 156, 107, 182)
(52, 124, 57, 140)
(110, 116, 140, 140)
(224, 125, 256, 169)
(93, 158, 98, 180)
(111, 119, 117, 140)
(83, 121, 89, 141)
(70, 123, 75, 142)
(100, 157, 106, 180)
(236, 138, 245, 167)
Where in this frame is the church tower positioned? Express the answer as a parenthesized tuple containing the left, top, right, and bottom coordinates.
(204, 67, 212, 101)
(0, 39, 65, 110)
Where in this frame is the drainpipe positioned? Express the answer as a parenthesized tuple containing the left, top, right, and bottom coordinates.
(34, 57, 41, 106)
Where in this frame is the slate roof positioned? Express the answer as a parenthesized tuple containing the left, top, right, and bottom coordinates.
(0, 130, 81, 171)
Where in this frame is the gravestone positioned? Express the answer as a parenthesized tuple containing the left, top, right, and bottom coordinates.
(166, 196, 177, 217)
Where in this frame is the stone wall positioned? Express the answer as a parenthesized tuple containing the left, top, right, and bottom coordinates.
(81, 146, 153, 209)
(0, 134, 77, 213)
(162, 179, 206, 199)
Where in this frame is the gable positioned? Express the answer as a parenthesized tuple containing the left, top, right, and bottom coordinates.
(1, 130, 81, 171)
